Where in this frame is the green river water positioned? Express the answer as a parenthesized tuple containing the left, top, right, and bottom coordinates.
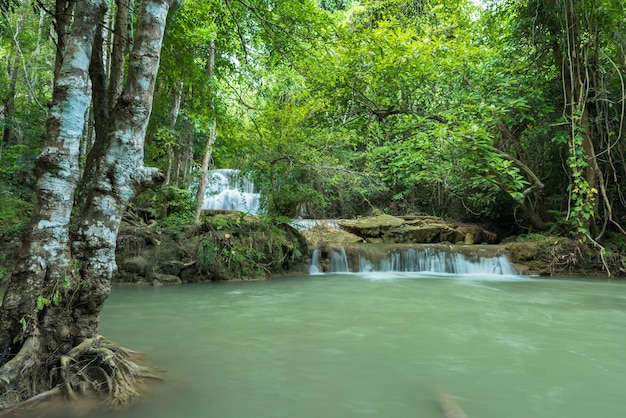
(90, 273, 625, 418)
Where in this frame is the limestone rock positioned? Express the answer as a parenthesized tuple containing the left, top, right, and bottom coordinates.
(335, 215, 494, 245)
(121, 256, 148, 275)
(338, 215, 405, 238)
(153, 273, 182, 284)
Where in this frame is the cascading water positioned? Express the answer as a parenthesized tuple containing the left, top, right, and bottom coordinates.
(309, 249, 321, 274)
(330, 247, 350, 273)
(202, 169, 261, 214)
(310, 244, 521, 276)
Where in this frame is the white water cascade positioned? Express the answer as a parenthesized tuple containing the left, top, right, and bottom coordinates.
(201, 169, 261, 214)
(309, 245, 520, 276)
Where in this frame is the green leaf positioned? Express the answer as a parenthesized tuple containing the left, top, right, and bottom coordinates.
(52, 290, 62, 306)
(35, 295, 50, 313)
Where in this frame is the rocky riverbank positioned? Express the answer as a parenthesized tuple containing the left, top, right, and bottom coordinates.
(1, 213, 622, 285)
(302, 215, 624, 278)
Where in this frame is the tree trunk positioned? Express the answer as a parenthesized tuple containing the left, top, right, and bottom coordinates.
(194, 40, 217, 223)
(0, 0, 107, 403)
(108, 0, 130, 114)
(73, 0, 172, 339)
(78, 0, 131, 209)
(194, 122, 217, 222)
(1, 11, 23, 147)
(160, 80, 183, 218)
(0, 0, 178, 410)
(53, 0, 76, 80)
(1, 52, 20, 147)
(561, 0, 599, 236)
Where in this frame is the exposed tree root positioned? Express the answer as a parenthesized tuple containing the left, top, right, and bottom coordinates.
(55, 335, 163, 407)
(0, 330, 41, 388)
(0, 335, 162, 416)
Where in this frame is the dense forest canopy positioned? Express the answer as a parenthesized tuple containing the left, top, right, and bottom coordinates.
(0, 0, 626, 240)
(1, 0, 625, 237)
(0, 0, 624, 411)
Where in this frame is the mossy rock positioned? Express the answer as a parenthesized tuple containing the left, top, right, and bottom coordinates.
(302, 225, 364, 247)
(115, 214, 310, 284)
(338, 215, 405, 238)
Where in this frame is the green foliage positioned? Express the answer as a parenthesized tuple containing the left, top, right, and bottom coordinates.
(552, 113, 598, 239)
(0, 144, 39, 201)
(157, 185, 195, 226)
(1, 0, 625, 242)
(195, 215, 305, 280)
(516, 232, 549, 243)
(0, 196, 31, 242)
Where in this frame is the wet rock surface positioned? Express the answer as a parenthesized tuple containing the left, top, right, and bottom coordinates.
(337, 215, 499, 245)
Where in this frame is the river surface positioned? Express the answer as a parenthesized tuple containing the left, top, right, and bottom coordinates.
(92, 273, 625, 418)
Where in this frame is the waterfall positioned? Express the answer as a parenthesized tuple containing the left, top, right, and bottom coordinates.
(312, 244, 521, 276)
(290, 219, 340, 231)
(202, 169, 261, 214)
(309, 248, 321, 274)
(330, 247, 350, 273)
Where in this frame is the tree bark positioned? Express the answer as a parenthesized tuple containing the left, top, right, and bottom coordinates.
(73, 0, 174, 338)
(78, 0, 130, 209)
(108, 0, 130, 114)
(560, 0, 599, 236)
(1, 52, 20, 146)
(0, 0, 107, 396)
(53, 0, 76, 80)
(0, 0, 178, 409)
(194, 40, 217, 223)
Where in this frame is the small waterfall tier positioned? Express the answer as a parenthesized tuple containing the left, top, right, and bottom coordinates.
(290, 219, 340, 231)
(309, 243, 521, 276)
(202, 169, 260, 214)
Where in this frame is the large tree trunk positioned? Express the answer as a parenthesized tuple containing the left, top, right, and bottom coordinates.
(0, 0, 107, 404)
(73, 0, 171, 335)
(0, 0, 178, 410)
(78, 0, 131, 209)
(53, 0, 76, 80)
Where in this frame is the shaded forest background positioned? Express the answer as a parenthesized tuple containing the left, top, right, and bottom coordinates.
(1, 0, 625, 264)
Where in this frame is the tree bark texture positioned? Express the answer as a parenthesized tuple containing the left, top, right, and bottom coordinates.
(0, 0, 107, 399)
(108, 0, 130, 114)
(73, 0, 174, 339)
(0, 0, 178, 408)
(194, 40, 216, 223)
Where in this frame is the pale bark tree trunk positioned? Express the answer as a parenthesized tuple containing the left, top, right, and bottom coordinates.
(0, 0, 178, 409)
(72, 0, 172, 338)
(0, 0, 107, 397)
(194, 40, 217, 223)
